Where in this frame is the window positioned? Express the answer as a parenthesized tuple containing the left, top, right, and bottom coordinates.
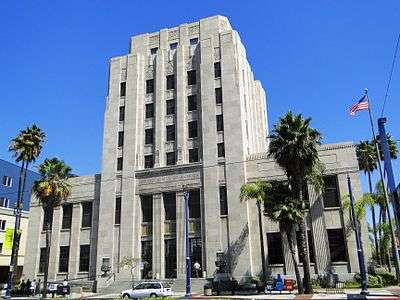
(146, 79, 154, 94)
(219, 186, 228, 215)
(189, 190, 200, 218)
(0, 243, 3, 254)
(79, 245, 90, 272)
(58, 246, 69, 273)
(42, 208, 53, 231)
(39, 248, 46, 273)
(166, 75, 175, 90)
(145, 128, 154, 145)
(145, 103, 154, 118)
(166, 152, 176, 166)
(61, 204, 72, 230)
(117, 157, 123, 171)
(214, 62, 221, 78)
(189, 148, 199, 163)
(163, 192, 176, 220)
(217, 143, 225, 158)
(166, 125, 175, 141)
(327, 229, 348, 262)
(215, 88, 222, 104)
(141, 195, 153, 222)
(2, 176, 12, 187)
(190, 38, 198, 45)
(144, 155, 154, 169)
(296, 230, 316, 263)
(187, 70, 196, 85)
(0, 220, 6, 230)
(216, 115, 224, 131)
(267, 232, 284, 264)
(150, 47, 158, 54)
(115, 197, 121, 225)
(188, 95, 197, 111)
(120, 82, 126, 97)
(141, 240, 152, 279)
(323, 176, 340, 208)
(170, 42, 178, 50)
(188, 121, 198, 138)
(165, 239, 177, 278)
(118, 131, 124, 147)
(81, 202, 92, 228)
(0, 197, 9, 208)
(166, 99, 175, 115)
(119, 106, 125, 121)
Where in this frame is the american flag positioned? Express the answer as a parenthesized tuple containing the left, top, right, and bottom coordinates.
(349, 95, 369, 116)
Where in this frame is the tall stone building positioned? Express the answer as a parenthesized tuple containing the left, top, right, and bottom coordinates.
(24, 16, 369, 286)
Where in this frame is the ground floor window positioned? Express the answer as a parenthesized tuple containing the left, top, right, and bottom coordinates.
(327, 228, 348, 262)
(165, 239, 177, 278)
(189, 237, 202, 277)
(267, 232, 284, 264)
(79, 245, 90, 272)
(141, 240, 152, 279)
(39, 248, 46, 273)
(58, 246, 69, 273)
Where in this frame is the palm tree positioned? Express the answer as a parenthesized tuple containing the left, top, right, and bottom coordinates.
(263, 180, 304, 294)
(268, 111, 322, 294)
(240, 180, 269, 285)
(374, 133, 398, 161)
(32, 158, 72, 298)
(356, 140, 380, 263)
(8, 124, 45, 284)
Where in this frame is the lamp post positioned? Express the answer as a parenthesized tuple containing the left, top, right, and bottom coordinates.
(347, 174, 368, 295)
(183, 190, 191, 297)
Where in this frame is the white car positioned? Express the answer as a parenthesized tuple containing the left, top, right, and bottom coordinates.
(121, 282, 172, 299)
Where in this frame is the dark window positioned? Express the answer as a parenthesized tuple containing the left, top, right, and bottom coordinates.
(328, 229, 348, 262)
(117, 157, 123, 171)
(296, 230, 316, 263)
(303, 183, 310, 209)
(166, 125, 175, 141)
(165, 239, 177, 278)
(62, 204, 72, 229)
(0, 243, 3, 253)
(120, 82, 126, 97)
(216, 115, 224, 131)
(190, 38, 198, 45)
(170, 42, 178, 50)
(215, 88, 222, 104)
(145, 103, 154, 118)
(141, 241, 152, 279)
(81, 202, 92, 228)
(163, 192, 176, 220)
(217, 143, 225, 158)
(188, 121, 198, 138)
(2, 176, 12, 187)
(214, 62, 221, 78)
(58, 246, 69, 272)
(0, 220, 5, 230)
(166, 152, 176, 166)
(189, 190, 200, 218)
(188, 95, 197, 111)
(118, 131, 124, 147)
(166, 75, 175, 90)
(189, 148, 199, 163)
(267, 232, 284, 264)
(0, 197, 8, 208)
(115, 197, 121, 225)
(79, 245, 90, 272)
(150, 47, 158, 54)
(119, 106, 125, 121)
(42, 207, 53, 231)
(145, 128, 154, 145)
(144, 155, 154, 169)
(219, 186, 228, 215)
(166, 99, 175, 115)
(141, 195, 153, 222)
(323, 176, 340, 208)
(146, 79, 154, 94)
(187, 70, 196, 85)
(39, 248, 46, 273)
(189, 237, 202, 277)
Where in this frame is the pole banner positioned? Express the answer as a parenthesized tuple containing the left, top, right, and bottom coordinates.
(4, 228, 14, 250)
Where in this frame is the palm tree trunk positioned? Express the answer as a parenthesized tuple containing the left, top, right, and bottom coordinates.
(256, 201, 267, 285)
(285, 228, 303, 294)
(42, 205, 53, 299)
(368, 171, 380, 264)
(379, 210, 385, 266)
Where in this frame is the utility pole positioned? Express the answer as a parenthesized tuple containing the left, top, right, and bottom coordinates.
(183, 190, 191, 297)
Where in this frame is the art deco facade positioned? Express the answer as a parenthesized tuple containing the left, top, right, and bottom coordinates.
(23, 16, 369, 286)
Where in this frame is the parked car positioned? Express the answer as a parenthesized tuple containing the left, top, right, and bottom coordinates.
(121, 282, 172, 299)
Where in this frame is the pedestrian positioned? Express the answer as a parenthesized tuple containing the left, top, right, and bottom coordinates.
(36, 279, 41, 295)
(62, 278, 69, 297)
(30, 279, 37, 296)
(193, 261, 201, 278)
(26, 279, 31, 296)
(19, 280, 26, 296)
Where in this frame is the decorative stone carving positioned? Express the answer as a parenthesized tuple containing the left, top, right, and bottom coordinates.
(149, 34, 159, 45)
(146, 65, 155, 79)
(121, 68, 127, 80)
(188, 25, 199, 35)
(166, 61, 174, 75)
(168, 29, 179, 41)
(214, 47, 221, 60)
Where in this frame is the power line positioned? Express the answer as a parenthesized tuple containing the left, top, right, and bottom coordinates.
(381, 32, 400, 117)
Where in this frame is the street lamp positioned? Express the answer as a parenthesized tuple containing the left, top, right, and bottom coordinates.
(183, 189, 191, 297)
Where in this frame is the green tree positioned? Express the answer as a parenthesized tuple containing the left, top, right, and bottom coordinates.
(374, 134, 398, 161)
(268, 111, 323, 294)
(342, 193, 375, 236)
(119, 256, 141, 288)
(8, 124, 45, 283)
(32, 158, 72, 298)
(240, 180, 269, 285)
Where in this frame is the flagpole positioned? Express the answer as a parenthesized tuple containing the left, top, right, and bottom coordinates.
(365, 89, 400, 281)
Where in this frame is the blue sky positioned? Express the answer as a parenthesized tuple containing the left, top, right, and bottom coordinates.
(1, 1, 399, 195)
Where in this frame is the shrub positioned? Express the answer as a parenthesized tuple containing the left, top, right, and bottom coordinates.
(376, 271, 396, 286)
(354, 272, 383, 288)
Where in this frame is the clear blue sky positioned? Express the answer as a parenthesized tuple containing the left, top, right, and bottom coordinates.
(1, 1, 399, 194)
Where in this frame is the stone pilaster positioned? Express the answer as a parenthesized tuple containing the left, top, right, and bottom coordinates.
(48, 207, 62, 279)
(176, 192, 186, 278)
(68, 203, 82, 278)
(152, 193, 165, 278)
